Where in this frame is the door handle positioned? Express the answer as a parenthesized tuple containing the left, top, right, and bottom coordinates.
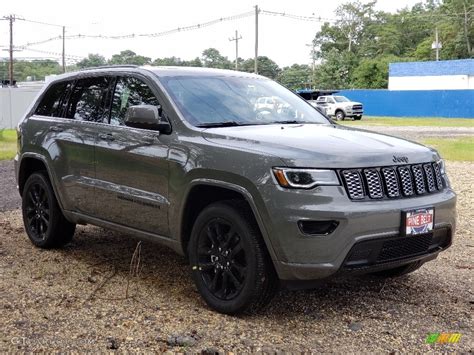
(143, 135, 158, 144)
(49, 126, 63, 132)
(98, 133, 115, 141)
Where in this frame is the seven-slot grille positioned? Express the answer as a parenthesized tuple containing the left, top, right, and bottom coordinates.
(341, 162, 444, 201)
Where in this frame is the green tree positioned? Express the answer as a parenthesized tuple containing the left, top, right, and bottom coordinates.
(76, 54, 107, 68)
(182, 57, 203, 67)
(314, 49, 358, 89)
(351, 56, 399, 88)
(201, 48, 232, 69)
(277, 64, 312, 90)
(440, 0, 473, 57)
(240, 56, 281, 79)
(108, 50, 151, 65)
(7, 60, 62, 81)
(152, 56, 183, 66)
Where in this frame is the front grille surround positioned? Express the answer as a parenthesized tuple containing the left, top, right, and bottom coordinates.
(341, 162, 444, 201)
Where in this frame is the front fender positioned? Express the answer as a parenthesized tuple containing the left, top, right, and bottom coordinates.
(173, 176, 279, 264)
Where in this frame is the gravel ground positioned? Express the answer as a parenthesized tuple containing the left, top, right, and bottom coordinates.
(351, 125, 474, 140)
(0, 128, 472, 352)
(0, 160, 20, 212)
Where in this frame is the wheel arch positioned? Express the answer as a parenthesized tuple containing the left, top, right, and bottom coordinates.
(178, 179, 278, 263)
(17, 153, 64, 209)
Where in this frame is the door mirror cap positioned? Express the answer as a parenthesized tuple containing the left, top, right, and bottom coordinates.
(124, 105, 171, 133)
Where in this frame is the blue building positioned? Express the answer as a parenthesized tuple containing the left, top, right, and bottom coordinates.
(388, 59, 474, 90)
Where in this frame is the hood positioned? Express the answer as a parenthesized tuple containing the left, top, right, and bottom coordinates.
(202, 124, 439, 168)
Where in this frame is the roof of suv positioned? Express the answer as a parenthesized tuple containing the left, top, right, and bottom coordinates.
(50, 65, 263, 82)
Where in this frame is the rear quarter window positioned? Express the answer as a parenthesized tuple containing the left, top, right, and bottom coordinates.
(35, 81, 71, 117)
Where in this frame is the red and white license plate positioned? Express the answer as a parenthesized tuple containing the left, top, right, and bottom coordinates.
(404, 208, 434, 236)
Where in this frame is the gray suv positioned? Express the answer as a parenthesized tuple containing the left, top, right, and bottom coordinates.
(15, 65, 456, 314)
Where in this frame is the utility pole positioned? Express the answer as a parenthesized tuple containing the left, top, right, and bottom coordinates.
(432, 27, 442, 61)
(306, 43, 316, 88)
(62, 26, 66, 73)
(8, 15, 15, 86)
(254, 5, 259, 74)
(229, 30, 242, 70)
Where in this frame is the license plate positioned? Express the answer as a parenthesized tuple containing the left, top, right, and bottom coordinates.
(403, 207, 434, 236)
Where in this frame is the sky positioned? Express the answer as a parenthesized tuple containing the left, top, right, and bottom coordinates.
(1, 0, 422, 68)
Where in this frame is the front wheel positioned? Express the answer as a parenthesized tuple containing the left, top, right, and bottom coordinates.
(354, 115, 362, 120)
(335, 110, 345, 121)
(188, 200, 277, 314)
(22, 172, 76, 248)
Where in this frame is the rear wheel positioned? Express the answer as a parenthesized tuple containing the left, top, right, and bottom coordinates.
(335, 110, 345, 121)
(22, 172, 76, 248)
(188, 200, 277, 314)
(371, 261, 424, 278)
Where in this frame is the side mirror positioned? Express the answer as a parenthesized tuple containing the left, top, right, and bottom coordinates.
(124, 105, 171, 133)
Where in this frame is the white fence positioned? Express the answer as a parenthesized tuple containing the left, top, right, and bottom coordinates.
(0, 85, 43, 129)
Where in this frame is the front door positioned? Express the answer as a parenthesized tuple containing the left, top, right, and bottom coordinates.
(94, 75, 170, 236)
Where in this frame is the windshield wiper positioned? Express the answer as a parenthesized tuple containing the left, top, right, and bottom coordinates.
(265, 120, 318, 125)
(196, 121, 251, 128)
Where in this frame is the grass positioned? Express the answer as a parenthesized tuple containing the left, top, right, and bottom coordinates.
(340, 116, 474, 127)
(421, 137, 474, 162)
(0, 129, 17, 160)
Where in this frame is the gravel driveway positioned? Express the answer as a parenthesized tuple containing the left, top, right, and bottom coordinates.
(350, 125, 474, 140)
(0, 128, 472, 352)
(0, 160, 20, 212)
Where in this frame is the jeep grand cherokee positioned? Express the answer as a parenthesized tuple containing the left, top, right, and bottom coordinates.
(15, 66, 456, 314)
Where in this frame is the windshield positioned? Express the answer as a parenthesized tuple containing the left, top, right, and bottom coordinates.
(158, 75, 329, 127)
(333, 96, 350, 103)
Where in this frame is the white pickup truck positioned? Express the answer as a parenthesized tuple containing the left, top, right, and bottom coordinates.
(313, 95, 363, 121)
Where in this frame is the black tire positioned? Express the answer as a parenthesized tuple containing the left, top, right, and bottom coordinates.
(188, 200, 278, 314)
(21, 171, 76, 248)
(354, 115, 362, 120)
(335, 110, 345, 121)
(371, 261, 424, 278)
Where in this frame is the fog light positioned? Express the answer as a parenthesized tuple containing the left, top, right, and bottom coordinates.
(298, 220, 339, 236)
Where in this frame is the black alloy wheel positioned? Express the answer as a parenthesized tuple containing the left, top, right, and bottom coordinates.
(189, 200, 277, 314)
(22, 172, 75, 248)
(197, 218, 247, 300)
(25, 181, 50, 241)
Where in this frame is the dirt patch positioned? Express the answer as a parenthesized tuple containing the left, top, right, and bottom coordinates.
(0, 161, 472, 352)
(0, 160, 20, 212)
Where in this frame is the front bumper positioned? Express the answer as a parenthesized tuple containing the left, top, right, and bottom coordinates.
(345, 109, 363, 116)
(258, 184, 456, 281)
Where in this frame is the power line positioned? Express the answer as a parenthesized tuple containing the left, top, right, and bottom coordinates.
(57, 10, 254, 40)
(15, 36, 62, 49)
(260, 10, 336, 23)
(16, 17, 64, 28)
(19, 47, 83, 60)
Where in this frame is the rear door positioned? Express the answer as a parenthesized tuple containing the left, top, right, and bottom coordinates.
(58, 75, 113, 214)
(30, 77, 111, 215)
(93, 75, 170, 236)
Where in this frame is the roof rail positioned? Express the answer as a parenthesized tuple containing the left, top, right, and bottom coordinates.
(79, 64, 140, 71)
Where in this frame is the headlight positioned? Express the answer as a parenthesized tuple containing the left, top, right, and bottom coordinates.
(438, 159, 451, 188)
(438, 159, 446, 175)
(272, 168, 340, 189)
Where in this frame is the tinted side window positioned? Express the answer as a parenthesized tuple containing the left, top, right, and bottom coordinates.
(110, 77, 160, 125)
(65, 77, 111, 122)
(35, 81, 71, 117)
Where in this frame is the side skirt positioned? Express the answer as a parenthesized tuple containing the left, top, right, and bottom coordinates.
(64, 210, 183, 255)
